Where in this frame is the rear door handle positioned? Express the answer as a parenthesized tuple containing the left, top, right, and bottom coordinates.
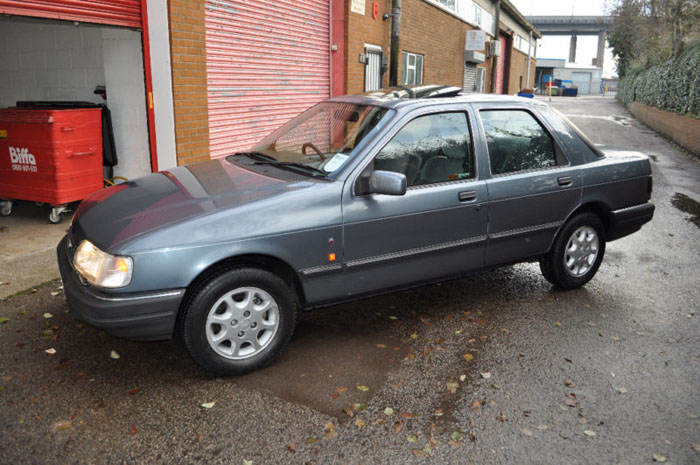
(458, 190, 477, 202)
(557, 176, 572, 186)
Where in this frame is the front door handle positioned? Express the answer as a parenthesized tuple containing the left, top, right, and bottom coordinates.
(557, 176, 572, 186)
(458, 190, 477, 202)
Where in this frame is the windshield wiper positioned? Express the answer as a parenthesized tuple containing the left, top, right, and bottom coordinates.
(252, 160, 327, 178)
(232, 151, 277, 162)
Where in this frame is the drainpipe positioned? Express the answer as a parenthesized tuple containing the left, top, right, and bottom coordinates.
(526, 30, 532, 88)
(389, 0, 401, 86)
(489, 0, 501, 93)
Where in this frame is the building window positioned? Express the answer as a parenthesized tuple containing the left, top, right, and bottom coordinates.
(434, 0, 456, 12)
(401, 52, 424, 85)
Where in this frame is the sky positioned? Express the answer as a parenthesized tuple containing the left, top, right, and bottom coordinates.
(510, 0, 618, 77)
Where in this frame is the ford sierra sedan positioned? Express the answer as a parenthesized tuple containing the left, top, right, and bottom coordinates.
(57, 85, 654, 375)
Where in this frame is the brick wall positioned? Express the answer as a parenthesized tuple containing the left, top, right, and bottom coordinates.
(345, 0, 492, 94)
(168, 0, 210, 166)
(507, 48, 536, 93)
(630, 102, 700, 156)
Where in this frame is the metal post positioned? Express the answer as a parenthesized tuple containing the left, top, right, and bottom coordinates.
(489, 0, 501, 94)
(548, 76, 552, 102)
(389, 0, 401, 87)
(526, 30, 532, 88)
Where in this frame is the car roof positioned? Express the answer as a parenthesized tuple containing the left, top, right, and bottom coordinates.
(329, 84, 548, 110)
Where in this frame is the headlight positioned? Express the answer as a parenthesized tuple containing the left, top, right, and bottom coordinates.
(73, 240, 133, 288)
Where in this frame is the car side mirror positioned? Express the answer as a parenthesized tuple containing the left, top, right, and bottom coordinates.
(369, 170, 407, 196)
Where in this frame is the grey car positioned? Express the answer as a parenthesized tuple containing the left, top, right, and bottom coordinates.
(57, 85, 654, 375)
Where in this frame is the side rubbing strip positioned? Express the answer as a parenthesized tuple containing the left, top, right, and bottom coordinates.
(489, 221, 563, 240)
(346, 235, 487, 269)
(300, 263, 343, 277)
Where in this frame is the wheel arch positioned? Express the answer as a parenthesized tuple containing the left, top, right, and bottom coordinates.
(175, 253, 306, 336)
(547, 201, 613, 252)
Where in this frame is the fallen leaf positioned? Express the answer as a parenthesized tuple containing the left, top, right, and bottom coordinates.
(50, 292, 60, 297)
(356, 385, 369, 392)
(412, 449, 426, 458)
(463, 353, 474, 361)
(583, 430, 596, 437)
(446, 379, 459, 393)
(354, 419, 365, 428)
(459, 374, 467, 382)
(324, 422, 338, 439)
(334, 386, 347, 394)
(690, 443, 700, 452)
(406, 434, 419, 443)
(342, 407, 354, 417)
(652, 453, 667, 462)
(470, 400, 481, 412)
(376, 344, 387, 349)
(393, 421, 403, 432)
(384, 407, 395, 416)
(480, 372, 492, 379)
(611, 336, 622, 341)
(554, 321, 562, 327)
(617, 387, 628, 393)
(127, 424, 137, 436)
(536, 424, 548, 430)
(586, 321, 598, 327)
(564, 379, 575, 388)
(45, 348, 56, 355)
(52, 420, 72, 432)
(353, 403, 366, 411)
(450, 431, 463, 441)
(0, 317, 9, 325)
(496, 412, 507, 422)
(196, 434, 203, 441)
(522, 428, 533, 436)
(201, 402, 215, 409)
(491, 384, 502, 390)
(110, 350, 120, 360)
(305, 437, 318, 444)
(388, 316, 398, 320)
(128, 388, 141, 395)
(433, 409, 444, 417)
(43, 313, 53, 319)
(410, 333, 418, 339)
(467, 338, 476, 344)
(455, 330, 462, 334)
(287, 443, 296, 452)
(243, 460, 253, 465)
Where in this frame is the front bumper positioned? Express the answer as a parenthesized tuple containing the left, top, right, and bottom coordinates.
(57, 235, 185, 341)
(608, 202, 655, 241)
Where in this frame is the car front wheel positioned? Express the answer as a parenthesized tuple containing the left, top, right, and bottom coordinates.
(540, 212, 606, 289)
(179, 267, 297, 376)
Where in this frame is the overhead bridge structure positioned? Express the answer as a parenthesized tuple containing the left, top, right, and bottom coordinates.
(527, 16, 613, 68)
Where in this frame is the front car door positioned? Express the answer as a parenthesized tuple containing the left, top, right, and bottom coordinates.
(473, 105, 582, 266)
(341, 105, 489, 297)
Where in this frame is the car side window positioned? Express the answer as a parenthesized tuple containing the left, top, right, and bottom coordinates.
(480, 110, 558, 175)
(374, 112, 473, 187)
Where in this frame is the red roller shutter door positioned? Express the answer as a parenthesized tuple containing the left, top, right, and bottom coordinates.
(0, 0, 142, 28)
(206, 0, 331, 158)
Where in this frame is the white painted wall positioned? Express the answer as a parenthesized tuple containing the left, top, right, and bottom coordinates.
(0, 17, 151, 179)
(0, 17, 105, 106)
(102, 27, 151, 179)
(147, 0, 178, 172)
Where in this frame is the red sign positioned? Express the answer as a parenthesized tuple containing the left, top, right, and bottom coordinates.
(372, 1, 379, 19)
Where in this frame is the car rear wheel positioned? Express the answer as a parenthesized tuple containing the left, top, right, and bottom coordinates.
(540, 212, 606, 289)
(179, 267, 297, 376)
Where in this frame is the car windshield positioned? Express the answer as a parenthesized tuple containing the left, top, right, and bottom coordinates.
(229, 102, 391, 178)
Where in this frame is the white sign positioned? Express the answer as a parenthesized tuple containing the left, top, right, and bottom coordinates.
(466, 30, 486, 51)
(351, 0, 366, 15)
(323, 153, 349, 173)
(8, 147, 37, 173)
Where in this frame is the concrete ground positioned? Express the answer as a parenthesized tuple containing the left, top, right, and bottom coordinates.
(1, 96, 699, 465)
(0, 201, 68, 299)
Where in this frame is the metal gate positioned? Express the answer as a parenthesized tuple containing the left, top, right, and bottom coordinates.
(463, 63, 476, 92)
(364, 45, 382, 92)
(0, 0, 142, 28)
(206, 0, 331, 158)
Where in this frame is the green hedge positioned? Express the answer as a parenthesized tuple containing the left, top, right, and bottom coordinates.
(618, 41, 700, 118)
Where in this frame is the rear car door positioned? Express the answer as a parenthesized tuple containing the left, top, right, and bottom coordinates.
(474, 105, 582, 266)
(341, 106, 488, 296)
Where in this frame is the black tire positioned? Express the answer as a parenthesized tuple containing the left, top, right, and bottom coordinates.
(540, 212, 606, 289)
(179, 267, 297, 376)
